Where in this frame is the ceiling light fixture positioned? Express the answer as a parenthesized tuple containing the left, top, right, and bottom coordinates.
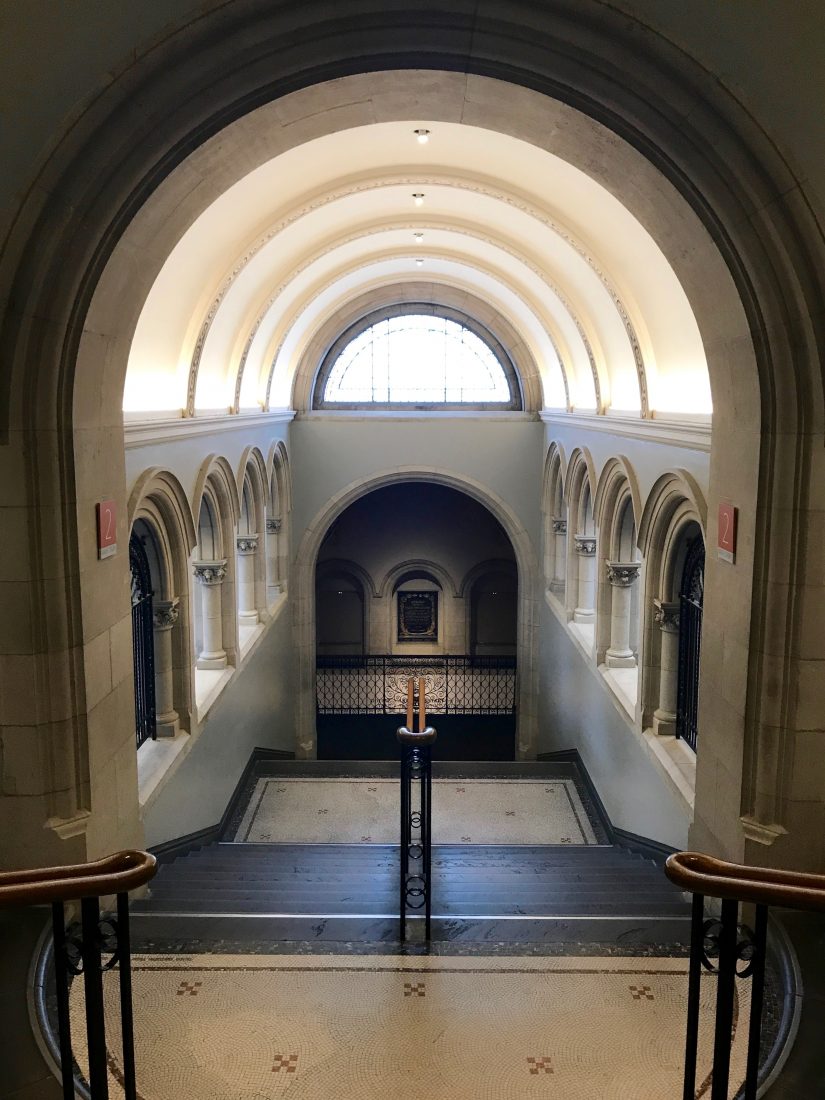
(414, 232, 424, 244)
(412, 193, 425, 207)
(415, 258, 425, 267)
(413, 128, 431, 144)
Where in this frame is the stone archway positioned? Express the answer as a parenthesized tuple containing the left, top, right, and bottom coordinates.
(293, 467, 539, 760)
(1, 2, 823, 868)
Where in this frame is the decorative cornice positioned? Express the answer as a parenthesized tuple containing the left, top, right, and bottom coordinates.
(552, 517, 567, 535)
(152, 597, 180, 630)
(193, 560, 227, 585)
(540, 409, 712, 452)
(654, 599, 680, 632)
(236, 534, 260, 554)
(124, 409, 294, 449)
(606, 561, 641, 587)
(266, 517, 282, 534)
(574, 535, 597, 556)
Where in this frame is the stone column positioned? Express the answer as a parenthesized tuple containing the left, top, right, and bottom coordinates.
(193, 561, 228, 670)
(266, 516, 282, 603)
(236, 534, 260, 626)
(573, 535, 597, 623)
(605, 562, 641, 667)
(551, 518, 567, 593)
(653, 599, 681, 735)
(152, 598, 180, 737)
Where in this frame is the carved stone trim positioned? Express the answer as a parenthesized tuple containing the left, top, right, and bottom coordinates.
(574, 535, 597, 556)
(193, 560, 227, 585)
(152, 597, 180, 630)
(606, 561, 641, 587)
(552, 517, 567, 535)
(236, 534, 260, 554)
(266, 517, 282, 534)
(654, 599, 680, 633)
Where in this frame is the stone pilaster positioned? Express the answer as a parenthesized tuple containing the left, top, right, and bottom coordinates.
(193, 560, 228, 669)
(573, 535, 597, 624)
(152, 598, 180, 737)
(236, 534, 260, 626)
(551, 517, 567, 593)
(653, 599, 681, 735)
(605, 561, 641, 668)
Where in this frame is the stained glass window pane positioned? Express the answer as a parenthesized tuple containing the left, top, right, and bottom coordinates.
(323, 314, 512, 404)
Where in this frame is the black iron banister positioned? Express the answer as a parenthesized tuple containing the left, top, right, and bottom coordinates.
(396, 676, 436, 941)
(0, 851, 156, 1100)
(666, 851, 825, 1100)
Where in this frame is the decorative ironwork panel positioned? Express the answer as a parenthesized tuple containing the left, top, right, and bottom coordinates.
(316, 655, 516, 715)
(129, 533, 156, 749)
(677, 538, 704, 752)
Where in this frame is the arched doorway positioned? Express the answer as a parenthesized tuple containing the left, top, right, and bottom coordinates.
(311, 480, 521, 761)
(2, 4, 822, 868)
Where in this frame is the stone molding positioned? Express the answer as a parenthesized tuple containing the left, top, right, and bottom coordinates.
(193, 560, 227, 585)
(236, 534, 260, 554)
(266, 517, 282, 534)
(574, 535, 597, 556)
(654, 599, 680, 633)
(606, 561, 641, 587)
(552, 517, 567, 535)
(152, 597, 180, 630)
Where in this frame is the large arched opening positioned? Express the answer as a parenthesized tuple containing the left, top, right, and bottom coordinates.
(1, 3, 823, 872)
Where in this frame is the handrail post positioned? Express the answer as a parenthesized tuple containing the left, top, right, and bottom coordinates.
(397, 677, 436, 942)
(51, 902, 75, 1100)
(81, 896, 109, 1098)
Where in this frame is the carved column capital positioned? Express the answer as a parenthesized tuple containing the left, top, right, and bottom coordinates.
(606, 561, 641, 587)
(266, 517, 282, 534)
(654, 599, 681, 633)
(193, 559, 227, 586)
(152, 597, 180, 630)
(551, 517, 567, 535)
(574, 534, 597, 556)
(236, 533, 259, 555)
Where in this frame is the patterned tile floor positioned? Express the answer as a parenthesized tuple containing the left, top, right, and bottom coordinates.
(69, 953, 749, 1099)
(233, 778, 598, 845)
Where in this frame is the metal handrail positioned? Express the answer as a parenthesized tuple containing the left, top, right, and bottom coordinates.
(3, 850, 157, 1100)
(665, 850, 825, 1100)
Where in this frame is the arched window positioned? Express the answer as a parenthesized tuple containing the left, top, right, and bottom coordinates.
(314, 306, 521, 409)
(677, 535, 704, 752)
(130, 530, 156, 748)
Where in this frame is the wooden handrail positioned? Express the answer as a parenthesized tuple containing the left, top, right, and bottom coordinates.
(0, 850, 157, 908)
(665, 851, 825, 913)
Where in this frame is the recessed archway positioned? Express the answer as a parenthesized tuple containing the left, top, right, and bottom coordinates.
(2, 3, 823, 869)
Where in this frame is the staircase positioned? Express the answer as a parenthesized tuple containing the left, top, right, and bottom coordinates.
(131, 760, 691, 948)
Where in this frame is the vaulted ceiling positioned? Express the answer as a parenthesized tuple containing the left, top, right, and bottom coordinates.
(123, 73, 712, 420)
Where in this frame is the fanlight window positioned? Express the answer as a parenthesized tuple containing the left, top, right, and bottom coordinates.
(317, 312, 519, 408)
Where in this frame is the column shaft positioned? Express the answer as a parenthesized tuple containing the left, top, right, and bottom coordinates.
(194, 561, 228, 670)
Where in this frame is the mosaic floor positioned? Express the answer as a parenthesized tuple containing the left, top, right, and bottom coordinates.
(233, 778, 598, 845)
(69, 953, 749, 1099)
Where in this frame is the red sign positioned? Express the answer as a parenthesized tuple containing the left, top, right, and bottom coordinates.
(96, 500, 117, 559)
(717, 502, 737, 563)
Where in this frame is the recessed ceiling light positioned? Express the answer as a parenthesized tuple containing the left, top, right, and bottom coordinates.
(413, 128, 431, 144)
(415, 258, 425, 267)
(412, 193, 425, 207)
(414, 232, 424, 244)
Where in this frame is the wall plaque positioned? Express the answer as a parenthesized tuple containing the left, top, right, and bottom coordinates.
(398, 591, 438, 642)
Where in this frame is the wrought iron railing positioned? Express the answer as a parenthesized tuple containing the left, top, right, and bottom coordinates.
(316, 654, 516, 715)
(130, 533, 156, 750)
(0, 850, 156, 1099)
(397, 677, 435, 941)
(665, 851, 825, 1100)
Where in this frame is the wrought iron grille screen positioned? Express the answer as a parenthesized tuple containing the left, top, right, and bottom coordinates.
(316, 655, 516, 715)
(677, 539, 704, 753)
(129, 533, 156, 750)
